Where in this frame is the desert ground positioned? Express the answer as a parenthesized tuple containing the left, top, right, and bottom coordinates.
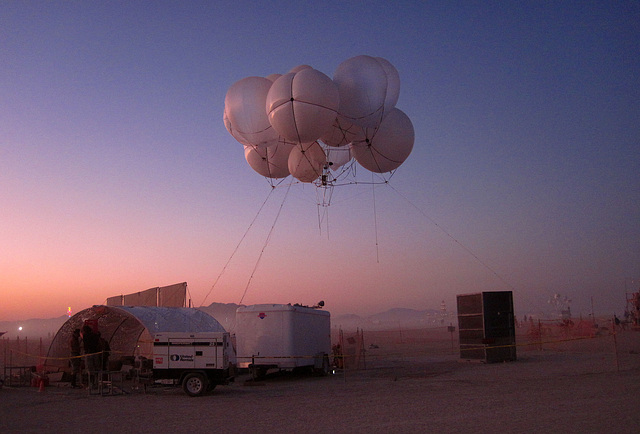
(2, 321, 640, 433)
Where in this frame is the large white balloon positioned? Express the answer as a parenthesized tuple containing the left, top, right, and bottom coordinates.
(320, 116, 359, 147)
(333, 55, 389, 129)
(224, 76, 279, 148)
(289, 64, 312, 73)
(244, 141, 294, 179)
(351, 108, 414, 173)
(265, 73, 282, 83)
(223, 107, 252, 146)
(288, 141, 326, 183)
(374, 57, 400, 114)
(266, 68, 339, 144)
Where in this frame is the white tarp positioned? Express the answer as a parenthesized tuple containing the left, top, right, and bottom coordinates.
(106, 282, 187, 307)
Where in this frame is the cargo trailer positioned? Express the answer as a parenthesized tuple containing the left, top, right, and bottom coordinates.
(235, 304, 330, 378)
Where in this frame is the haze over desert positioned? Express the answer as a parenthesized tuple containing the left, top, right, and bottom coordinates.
(2, 316, 640, 433)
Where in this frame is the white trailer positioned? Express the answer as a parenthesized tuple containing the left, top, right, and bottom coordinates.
(151, 331, 235, 396)
(235, 304, 331, 378)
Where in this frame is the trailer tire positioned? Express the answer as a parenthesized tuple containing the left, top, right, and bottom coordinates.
(183, 372, 208, 397)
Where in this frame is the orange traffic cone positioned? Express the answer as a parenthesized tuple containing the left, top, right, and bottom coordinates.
(38, 378, 45, 392)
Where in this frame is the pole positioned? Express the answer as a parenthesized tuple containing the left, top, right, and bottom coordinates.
(339, 328, 346, 384)
(361, 329, 366, 370)
(538, 320, 542, 351)
(612, 317, 620, 372)
(450, 323, 455, 354)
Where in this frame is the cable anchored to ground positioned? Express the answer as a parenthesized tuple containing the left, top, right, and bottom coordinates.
(387, 183, 517, 292)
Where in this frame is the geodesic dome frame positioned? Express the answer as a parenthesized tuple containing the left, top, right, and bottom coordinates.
(46, 305, 226, 371)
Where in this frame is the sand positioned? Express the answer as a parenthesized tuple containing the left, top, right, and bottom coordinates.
(2, 325, 640, 433)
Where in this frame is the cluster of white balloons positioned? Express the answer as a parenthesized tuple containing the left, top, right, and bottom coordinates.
(224, 55, 414, 183)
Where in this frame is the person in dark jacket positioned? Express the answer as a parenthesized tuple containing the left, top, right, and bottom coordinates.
(82, 325, 101, 386)
(97, 332, 111, 371)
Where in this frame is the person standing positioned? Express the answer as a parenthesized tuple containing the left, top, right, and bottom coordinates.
(97, 332, 111, 371)
(81, 325, 101, 387)
(69, 329, 82, 388)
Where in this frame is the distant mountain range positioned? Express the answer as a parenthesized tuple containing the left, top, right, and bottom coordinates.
(200, 303, 454, 332)
(0, 304, 455, 338)
(333, 307, 455, 331)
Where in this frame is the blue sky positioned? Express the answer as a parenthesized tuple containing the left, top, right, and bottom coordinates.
(1, 1, 638, 321)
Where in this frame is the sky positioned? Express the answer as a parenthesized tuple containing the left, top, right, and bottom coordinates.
(1, 1, 638, 322)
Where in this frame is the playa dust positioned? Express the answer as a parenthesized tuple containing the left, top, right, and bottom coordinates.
(1, 326, 640, 433)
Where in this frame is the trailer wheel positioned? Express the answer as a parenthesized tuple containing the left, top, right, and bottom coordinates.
(182, 373, 207, 397)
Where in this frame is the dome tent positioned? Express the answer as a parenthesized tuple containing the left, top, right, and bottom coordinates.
(46, 306, 226, 371)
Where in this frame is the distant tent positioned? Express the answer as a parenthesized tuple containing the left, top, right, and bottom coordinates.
(45, 305, 225, 372)
(106, 282, 187, 308)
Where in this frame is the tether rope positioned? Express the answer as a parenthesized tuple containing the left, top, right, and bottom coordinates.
(372, 174, 380, 263)
(387, 182, 517, 292)
(199, 188, 276, 307)
(239, 181, 292, 305)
